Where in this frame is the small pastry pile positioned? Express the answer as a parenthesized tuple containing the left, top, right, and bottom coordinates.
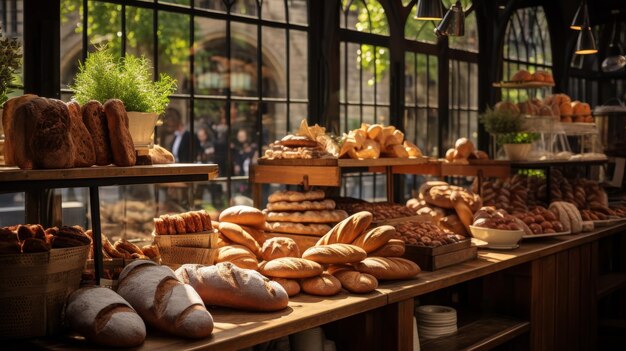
(444, 137, 489, 163)
(509, 69, 554, 84)
(153, 210, 213, 235)
(0, 224, 90, 254)
(339, 123, 422, 159)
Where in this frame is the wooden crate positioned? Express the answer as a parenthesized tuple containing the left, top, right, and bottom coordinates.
(403, 239, 477, 271)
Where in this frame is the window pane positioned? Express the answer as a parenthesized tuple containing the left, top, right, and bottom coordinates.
(195, 0, 227, 12)
(88, 2, 122, 55)
(60, 0, 82, 89)
(157, 97, 194, 162)
(262, 0, 286, 22)
(158, 11, 190, 94)
(449, 10, 478, 52)
(126, 6, 154, 59)
(262, 27, 286, 98)
(405, 7, 436, 43)
(289, 0, 308, 26)
(290, 30, 308, 100)
(231, 22, 258, 97)
(263, 102, 288, 146)
(159, 0, 190, 6)
(195, 17, 227, 96)
(232, 0, 259, 17)
(340, 0, 389, 36)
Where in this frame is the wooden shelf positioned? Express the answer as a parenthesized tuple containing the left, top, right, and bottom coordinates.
(441, 160, 510, 178)
(492, 81, 555, 89)
(597, 273, 626, 299)
(420, 315, 530, 351)
(0, 163, 219, 191)
(509, 158, 608, 168)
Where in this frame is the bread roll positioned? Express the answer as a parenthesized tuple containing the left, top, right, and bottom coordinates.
(81, 100, 113, 166)
(302, 243, 367, 264)
(367, 124, 383, 139)
(215, 245, 259, 270)
(454, 138, 475, 159)
(440, 214, 468, 236)
(351, 225, 396, 253)
(2, 94, 37, 166)
(451, 192, 474, 234)
(316, 211, 373, 245)
(103, 99, 136, 166)
(149, 144, 175, 164)
(354, 257, 421, 280)
(66, 101, 96, 167)
(494, 101, 520, 114)
(65, 286, 146, 347)
(260, 237, 300, 261)
(273, 278, 301, 297)
(301, 273, 342, 296)
(369, 239, 405, 257)
(333, 270, 378, 294)
(219, 205, 266, 229)
(176, 262, 289, 312)
(218, 222, 262, 255)
(268, 190, 326, 203)
(530, 72, 545, 82)
(259, 257, 323, 279)
(511, 69, 532, 81)
(117, 260, 214, 338)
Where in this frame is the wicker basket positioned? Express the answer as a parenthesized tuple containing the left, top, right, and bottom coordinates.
(0, 245, 90, 339)
(153, 231, 218, 249)
(159, 246, 216, 270)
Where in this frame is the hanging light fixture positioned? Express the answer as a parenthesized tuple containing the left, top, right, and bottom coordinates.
(570, 1, 589, 30)
(435, 1, 465, 37)
(575, 27, 598, 55)
(415, 0, 443, 21)
(602, 20, 626, 72)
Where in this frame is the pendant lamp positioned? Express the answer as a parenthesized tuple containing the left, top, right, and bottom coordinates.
(415, 0, 443, 21)
(575, 27, 598, 55)
(435, 1, 465, 37)
(570, 1, 588, 30)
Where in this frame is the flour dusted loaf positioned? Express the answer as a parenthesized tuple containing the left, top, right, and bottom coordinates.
(116, 260, 214, 338)
(302, 243, 367, 264)
(176, 262, 289, 312)
(81, 100, 113, 165)
(316, 211, 373, 245)
(219, 205, 266, 229)
(259, 257, 323, 279)
(66, 101, 96, 167)
(301, 273, 342, 296)
(65, 286, 146, 347)
(355, 257, 421, 280)
(268, 190, 326, 203)
(266, 222, 332, 236)
(260, 237, 301, 261)
(265, 210, 349, 224)
(103, 99, 136, 166)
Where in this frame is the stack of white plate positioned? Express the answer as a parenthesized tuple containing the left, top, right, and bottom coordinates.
(415, 305, 457, 340)
(290, 327, 325, 351)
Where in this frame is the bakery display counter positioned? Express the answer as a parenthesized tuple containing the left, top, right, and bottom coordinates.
(27, 222, 626, 351)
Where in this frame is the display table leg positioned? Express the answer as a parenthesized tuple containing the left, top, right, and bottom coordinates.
(382, 298, 414, 351)
(89, 186, 103, 284)
(25, 189, 59, 228)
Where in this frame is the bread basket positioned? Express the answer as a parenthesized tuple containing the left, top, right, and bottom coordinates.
(153, 231, 219, 268)
(0, 245, 90, 339)
(153, 230, 218, 249)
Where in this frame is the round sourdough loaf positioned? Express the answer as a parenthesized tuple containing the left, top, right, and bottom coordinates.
(259, 257, 323, 279)
(332, 270, 378, 294)
(301, 273, 342, 296)
(65, 286, 146, 347)
(176, 262, 289, 312)
(219, 205, 266, 229)
(273, 278, 301, 297)
(215, 245, 259, 270)
(354, 257, 421, 280)
(261, 237, 301, 261)
(218, 222, 262, 255)
(316, 211, 373, 245)
(351, 225, 396, 253)
(369, 239, 405, 257)
(302, 243, 367, 264)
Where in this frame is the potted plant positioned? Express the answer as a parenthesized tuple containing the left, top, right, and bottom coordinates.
(496, 132, 539, 160)
(0, 25, 22, 139)
(70, 46, 177, 150)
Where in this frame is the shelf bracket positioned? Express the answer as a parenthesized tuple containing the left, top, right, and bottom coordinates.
(302, 175, 310, 191)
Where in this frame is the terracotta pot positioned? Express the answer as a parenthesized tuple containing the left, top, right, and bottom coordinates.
(126, 111, 159, 150)
(503, 143, 532, 161)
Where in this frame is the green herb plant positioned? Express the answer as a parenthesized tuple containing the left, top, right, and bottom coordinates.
(0, 25, 22, 107)
(496, 132, 539, 145)
(71, 46, 176, 115)
(479, 106, 525, 135)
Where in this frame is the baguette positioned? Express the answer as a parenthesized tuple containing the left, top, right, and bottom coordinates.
(65, 286, 146, 347)
(268, 190, 326, 203)
(219, 205, 266, 229)
(218, 222, 262, 255)
(258, 257, 323, 279)
(215, 245, 259, 270)
(266, 199, 336, 212)
(316, 211, 373, 245)
(265, 210, 349, 224)
(354, 257, 421, 280)
(302, 243, 367, 264)
(175, 262, 289, 312)
(266, 222, 331, 236)
(351, 225, 395, 253)
(117, 260, 214, 338)
(368, 239, 405, 257)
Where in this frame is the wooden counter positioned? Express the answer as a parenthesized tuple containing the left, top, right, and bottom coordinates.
(26, 223, 626, 351)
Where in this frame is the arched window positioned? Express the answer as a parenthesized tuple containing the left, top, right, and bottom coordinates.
(339, 0, 390, 200)
(502, 6, 552, 101)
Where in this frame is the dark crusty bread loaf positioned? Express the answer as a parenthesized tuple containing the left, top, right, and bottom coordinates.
(81, 100, 113, 166)
(302, 243, 367, 264)
(66, 101, 96, 167)
(2, 94, 37, 166)
(316, 211, 373, 246)
(219, 205, 266, 229)
(354, 257, 421, 280)
(65, 286, 146, 347)
(259, 257, 323, 279)
(117, 260, 214, 338)
(351, 225, 396, 253)
(175, 262, 289, 312)
(103, 99, 136, 166)
(260, 237, 300, 261)
(300, 273, 342, 296)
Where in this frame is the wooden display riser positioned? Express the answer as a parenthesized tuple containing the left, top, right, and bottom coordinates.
(403, 240, 478, 271)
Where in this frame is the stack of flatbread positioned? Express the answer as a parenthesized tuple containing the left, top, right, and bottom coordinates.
(264, 190, 348, 236)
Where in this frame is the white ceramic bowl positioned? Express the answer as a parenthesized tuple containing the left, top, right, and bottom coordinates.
(469, 225, 523, 249)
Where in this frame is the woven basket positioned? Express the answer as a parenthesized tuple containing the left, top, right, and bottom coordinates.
(159, 246, 216, 270)
(0, 245, 90, 339)
(153, 231, 218, 249)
